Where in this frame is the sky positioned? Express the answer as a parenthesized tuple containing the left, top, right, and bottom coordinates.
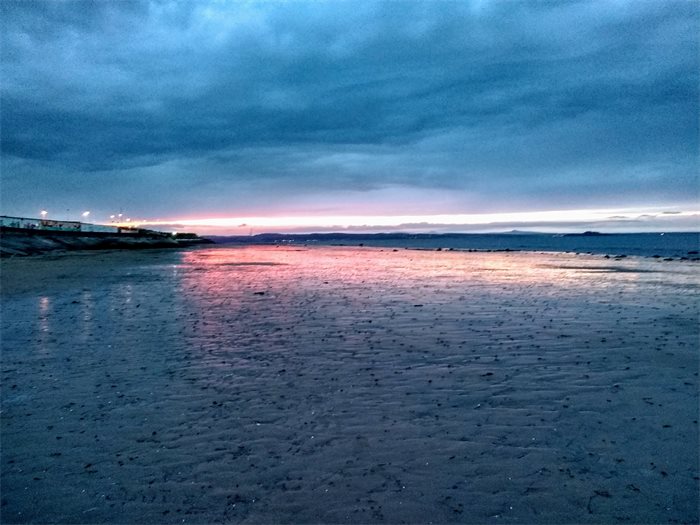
(1, 0, 698, 234)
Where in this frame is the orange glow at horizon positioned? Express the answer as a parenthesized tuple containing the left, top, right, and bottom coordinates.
(113, 206, 699, 232)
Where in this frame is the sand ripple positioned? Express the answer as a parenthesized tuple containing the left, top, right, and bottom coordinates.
(1, 247, 698, 523)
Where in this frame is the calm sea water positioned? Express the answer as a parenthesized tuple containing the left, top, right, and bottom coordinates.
(292, 232, 700, 258)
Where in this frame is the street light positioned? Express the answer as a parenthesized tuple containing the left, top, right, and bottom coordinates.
(40, 210, 48, 218)
(82, 211, 90, 218)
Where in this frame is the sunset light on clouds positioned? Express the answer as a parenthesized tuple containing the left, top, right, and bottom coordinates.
(1, 0, 697, 233)
(126, 207, 700, 235)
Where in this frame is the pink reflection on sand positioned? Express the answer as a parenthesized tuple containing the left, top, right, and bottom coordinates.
(178, 246, 683, 299)
(175, 246, 694, 368)
(176, 248, 700, 370)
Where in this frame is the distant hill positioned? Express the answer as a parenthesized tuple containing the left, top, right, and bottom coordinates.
(499, 230, 547, 235)
(205, 232, 552, 245)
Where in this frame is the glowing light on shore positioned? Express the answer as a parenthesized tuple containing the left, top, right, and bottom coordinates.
(114, 206, 699, 232)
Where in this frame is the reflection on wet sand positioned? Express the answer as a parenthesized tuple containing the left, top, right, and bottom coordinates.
(1, 246, 698, 524)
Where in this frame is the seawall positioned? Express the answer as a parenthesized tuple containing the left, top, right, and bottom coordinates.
(0, 227, 212, 257)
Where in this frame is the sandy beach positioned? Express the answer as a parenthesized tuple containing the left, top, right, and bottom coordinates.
(1, 246, 698, 524)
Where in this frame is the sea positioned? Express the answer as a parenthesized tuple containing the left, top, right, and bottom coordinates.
(215, 232, 700, 259)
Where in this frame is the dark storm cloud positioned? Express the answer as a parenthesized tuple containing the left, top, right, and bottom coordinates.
(1, 0, 698, 217)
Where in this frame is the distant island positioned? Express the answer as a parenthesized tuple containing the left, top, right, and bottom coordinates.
(563, 231, 607, 237)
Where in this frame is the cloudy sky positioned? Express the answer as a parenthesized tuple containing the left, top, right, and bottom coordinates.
(1, 0, 698, 233)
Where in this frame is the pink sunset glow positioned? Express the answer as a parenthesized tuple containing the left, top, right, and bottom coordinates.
(119, 206, 700, 235)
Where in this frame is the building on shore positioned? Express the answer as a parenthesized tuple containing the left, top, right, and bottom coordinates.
(0, 215, 141, 234)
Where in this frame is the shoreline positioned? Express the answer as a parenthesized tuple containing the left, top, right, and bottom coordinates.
(2, 237, 699, 264)
(367, 245, 700, 263)
(209, 231, 700, 259)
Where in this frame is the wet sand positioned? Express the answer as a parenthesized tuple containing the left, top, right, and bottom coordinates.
(1, 246, 698, 524)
